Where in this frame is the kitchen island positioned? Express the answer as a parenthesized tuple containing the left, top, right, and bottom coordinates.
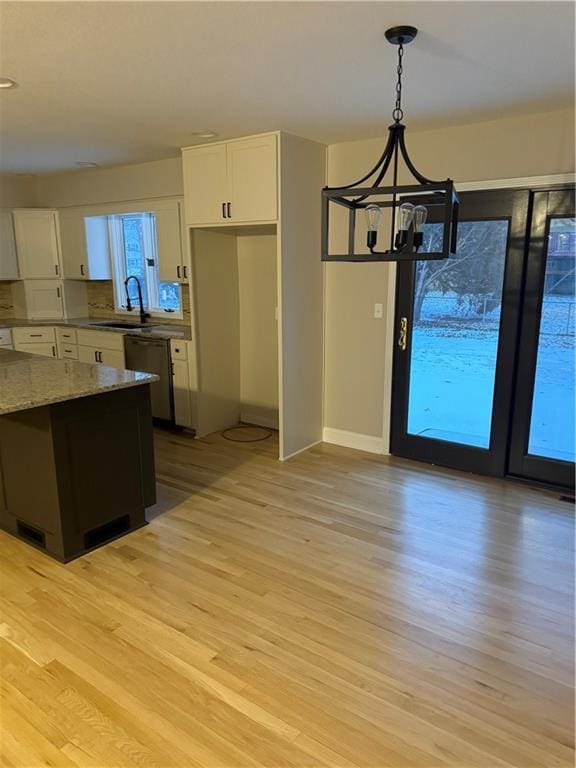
(0, 349, 158, 561)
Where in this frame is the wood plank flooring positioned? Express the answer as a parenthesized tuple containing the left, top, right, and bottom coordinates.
(1, 428, 574, 767)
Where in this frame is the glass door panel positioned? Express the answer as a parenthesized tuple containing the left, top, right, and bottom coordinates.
(407, 220, 509, 448)
(527, 217, 575, 462)
(509, 189, 575, 489)
(391, 190, 529, 477)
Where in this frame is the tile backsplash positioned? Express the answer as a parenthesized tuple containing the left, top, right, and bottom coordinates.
(0, 282, 16, 320)
(86, 281, 191, 326)
(0, 280, 191, 326)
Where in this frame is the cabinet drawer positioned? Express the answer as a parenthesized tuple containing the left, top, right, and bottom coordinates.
(0, 328, 12, 346)
(170, 340, 188, 361)
(56, 327, 78, 345)
(60, 344, 79, 360)
(77, 329, 125, 352)
(12, 326, 55, 344)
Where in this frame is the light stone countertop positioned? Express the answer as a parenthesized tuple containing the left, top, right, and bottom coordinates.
(0, 317, 192, 341)
(0, 349, 159, 415)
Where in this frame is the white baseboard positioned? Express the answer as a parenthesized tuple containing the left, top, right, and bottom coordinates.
(322, 427, 385, 455)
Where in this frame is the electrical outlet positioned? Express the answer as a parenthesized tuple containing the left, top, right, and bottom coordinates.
(374, 302, 383, 319)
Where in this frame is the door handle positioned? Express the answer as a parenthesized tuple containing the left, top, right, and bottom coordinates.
(227, 202, 231, 219)
(398, 317, 408, 351)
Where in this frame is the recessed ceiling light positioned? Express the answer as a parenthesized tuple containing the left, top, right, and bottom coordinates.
(190, 130, 218, 139)
(76, 161, 99, 167)
(0, 78, 18, 89)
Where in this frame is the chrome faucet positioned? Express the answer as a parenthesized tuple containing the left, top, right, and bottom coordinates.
(124, 276, 150, 324)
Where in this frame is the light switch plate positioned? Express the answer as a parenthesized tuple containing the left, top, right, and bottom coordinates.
(374, 302, 383, 319)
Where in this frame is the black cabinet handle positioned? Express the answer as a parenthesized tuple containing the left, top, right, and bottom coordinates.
(94, 350, 98, 363)
(54, 264, 59, 275)
(52, 345, 56, 357)
(227, 202, 231, 219)
(222, 202, 227, 219)
(183, 265, 188, 279)
(177, 265, 181, 279)
(56, 286, 61, 298)
(80, 264, 85, 276)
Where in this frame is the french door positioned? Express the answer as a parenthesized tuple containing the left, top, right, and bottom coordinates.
(391, 186, 575, 489)
(508, 190, 575, 487)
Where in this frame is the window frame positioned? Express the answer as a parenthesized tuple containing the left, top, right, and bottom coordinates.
(108, 211, 183, 320)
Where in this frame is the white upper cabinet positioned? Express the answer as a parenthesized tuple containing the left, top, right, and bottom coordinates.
(0, 210, 19, 280)
(183, 144, 228, 226)
(59, 210, 111, 280)
(155, 200, 187, 283)
(182, 134, 277, 226)
(226, 136, 277, 223)
(13, 209, 62, 279)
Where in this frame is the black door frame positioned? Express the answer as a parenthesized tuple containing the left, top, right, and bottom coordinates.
(390, 189, 531, 477)
(508, 188, 575, 489)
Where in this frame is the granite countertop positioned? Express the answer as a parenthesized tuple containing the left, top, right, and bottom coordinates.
(0, 317, 192, 341)
(0, 349, 159, 415)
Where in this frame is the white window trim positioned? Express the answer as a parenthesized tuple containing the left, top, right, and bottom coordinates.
(109, 212, 183, 320)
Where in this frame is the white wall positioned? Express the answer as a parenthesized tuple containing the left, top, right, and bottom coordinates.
(237, 234, 279, 427)
(0, 174, 38, 207)
(324, 108, 575, 443)
(36, 157, 182, 208)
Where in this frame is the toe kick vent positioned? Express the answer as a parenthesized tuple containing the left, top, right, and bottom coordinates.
(84, 514, 130, 550)
(17, 521, 46, 548)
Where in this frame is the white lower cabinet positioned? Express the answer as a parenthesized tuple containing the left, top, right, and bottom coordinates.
(19, 341, 58, 358)
(59, 343, 79, 360)
(12, 327, 57, 358)
(170, 339, 196, 429)
(77, 328, 125, 368)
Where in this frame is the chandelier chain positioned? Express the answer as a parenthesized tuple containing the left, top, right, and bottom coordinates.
(392, 41, 404, 123)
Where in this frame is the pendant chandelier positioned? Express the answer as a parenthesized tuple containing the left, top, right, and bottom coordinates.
(321, 26, 459, 262)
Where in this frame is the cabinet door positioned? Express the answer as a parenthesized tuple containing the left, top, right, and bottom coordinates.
(172, 359, 192, 427)
(13, 210, 61, 279)
(99, 348, 125, 368)
(24, 281, 64, 320)
(155, 201, 184, 283)
(182, 144, 228, 226)
(14, 341, 57, 358)
(227, 135, 277, 223)
(59, 210, 88, 279)
(78, 345, 100, 364)
(0, 210, 19, 279)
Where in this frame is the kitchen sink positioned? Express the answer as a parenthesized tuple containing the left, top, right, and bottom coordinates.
(92, 321, 158, 330)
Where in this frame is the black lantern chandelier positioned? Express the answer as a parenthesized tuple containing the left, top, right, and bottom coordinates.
(321, 26, 459, 262)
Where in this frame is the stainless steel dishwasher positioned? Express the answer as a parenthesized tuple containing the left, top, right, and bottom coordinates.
(124, 335, 174, 423)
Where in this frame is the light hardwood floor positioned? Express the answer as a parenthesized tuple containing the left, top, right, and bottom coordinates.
(1, 428, 574, 768)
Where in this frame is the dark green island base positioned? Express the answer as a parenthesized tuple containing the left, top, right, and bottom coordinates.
(0, 384, 156, 562)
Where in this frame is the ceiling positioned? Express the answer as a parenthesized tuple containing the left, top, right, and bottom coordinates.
(0, 1, 574, 174)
